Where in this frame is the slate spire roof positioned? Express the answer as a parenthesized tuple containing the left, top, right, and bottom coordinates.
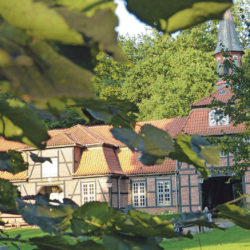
(213, 9, 244, 56)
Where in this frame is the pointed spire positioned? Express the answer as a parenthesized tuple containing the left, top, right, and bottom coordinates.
(213, 9, 244, 56)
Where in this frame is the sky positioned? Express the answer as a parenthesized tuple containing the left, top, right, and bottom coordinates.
(114, 0, 152, 36)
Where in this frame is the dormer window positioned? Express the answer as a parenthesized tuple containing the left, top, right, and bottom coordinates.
(209, 109, 229, 126)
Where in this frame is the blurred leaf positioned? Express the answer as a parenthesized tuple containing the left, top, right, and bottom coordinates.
(103, 234, 162, 250)
(0, 179, 19, 213)
(0, 96, 49, 149)
(16, 199, 75, 234)
(0, 49, 12, 66)
(30, 236, 70, 250)
(169, 134, 210, 178)
(191, 134, 220, 165)
(201, 145, 220, 165)
(75, 98, 137, 128)
(139, 125, 174, 156)
(0, 150, 28, 174)
(57, 0, 115, 16)
(124, 210, 179, 238)
(110, 127, 141, 151)
(0, 0, 83, 44)
(138, 153, 165, 166)
(217, 203, 250, 230)
(126, 0, 232, 33)
(30, 235, 105, 250)
(57, 7, 125, 61)
(71, 201, 117, 236)
(30, 152, 52, 164)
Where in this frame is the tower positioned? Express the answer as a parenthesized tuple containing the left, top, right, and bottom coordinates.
(213, 9, 244, 87)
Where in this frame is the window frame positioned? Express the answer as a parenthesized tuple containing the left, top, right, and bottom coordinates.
(220, 151, 228, 158)
(132, 181, 146, 207)
(209, 109, 229, 126)
(82, 182, 96, 204)
(41, 157, 58, 178)
(156, 180, 172, 206)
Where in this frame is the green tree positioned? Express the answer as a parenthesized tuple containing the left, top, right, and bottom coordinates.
(95, 27, 217, 120)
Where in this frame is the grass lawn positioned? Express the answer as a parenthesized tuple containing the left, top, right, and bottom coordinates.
(0, 226, 249, 249)
(161, 226, 250, 250)
(1, 228, 48, 250)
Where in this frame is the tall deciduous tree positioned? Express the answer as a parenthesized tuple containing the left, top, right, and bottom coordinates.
(94, 26, 217, 121)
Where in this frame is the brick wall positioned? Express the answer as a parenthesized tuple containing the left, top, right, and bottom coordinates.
(244, 168, 250, 208)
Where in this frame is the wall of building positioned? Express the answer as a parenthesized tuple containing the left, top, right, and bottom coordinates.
(118, 175, 178, 214)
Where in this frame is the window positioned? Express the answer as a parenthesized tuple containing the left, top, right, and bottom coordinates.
(132, 181, 146, 207)
(157, 180, 171, 206)
(42, 157, 58, 178)
(217, 58, 222, 78)
(223, 58, 230, 75)
(209, 109, 229, 126)
(220, 151, 228, 158)
(233, 56, 238, 67)
(82, 182, 95, 204)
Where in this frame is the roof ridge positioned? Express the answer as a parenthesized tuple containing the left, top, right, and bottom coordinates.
(88, 126, 114, 143)
(77, 125, 106, 143)
(136, 117, 174, 124)
(51, 132, 76, 144)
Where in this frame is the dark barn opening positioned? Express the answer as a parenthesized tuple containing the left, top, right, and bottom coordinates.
(202, 176, 242, 210)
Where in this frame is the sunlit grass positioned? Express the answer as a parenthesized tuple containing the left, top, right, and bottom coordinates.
(161, 226, 250, 249)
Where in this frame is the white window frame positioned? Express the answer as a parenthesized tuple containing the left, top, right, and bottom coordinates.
(82, 182, 96, 204)
(42, 157, 58, 178)
(220, 151, 228, 158)
(209, 109, 229, 126)
(132, 181, 146, 207)
(157, 180, 171, 206)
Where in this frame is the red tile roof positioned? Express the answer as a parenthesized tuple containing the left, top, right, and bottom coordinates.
(0, 171, 26, 181)
(74, 147, 123, 176)
(135, 117, 187, 137)
(89, 125, 124, 146)
(183, 108, 245, 136)
(192, 85, 233, 107)
(116, 147, 176, 175)
(0, 137, 26, 151)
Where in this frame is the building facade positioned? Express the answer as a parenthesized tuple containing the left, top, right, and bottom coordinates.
(0, 9, 249, 214)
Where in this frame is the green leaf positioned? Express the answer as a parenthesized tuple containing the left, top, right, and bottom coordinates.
(0, 97, 49, 149)
(123, 210, 178, 238)
(0, 179, 19, 214)
(169, 134, 210, 178)
(74, 98, 137, 128)
(139, 125, 174, 156)
(30, 236, 71, 250)
(0, 150, 28, 174)
(201, 145, 220, 166)
(57, 0, 115, 16)
(0, 41, 95, 102)
(30, 152, 52, 164)
(217, 203, 250, 230)
(71, 201, 117, 236)
(16, 199, 75, 234)
(126, 0, 232, 33)
(31, 235, 104, 250)
(138, 153, 165, 166)
(0, 0, 83, 44)
(191, 134, 220, 165)
(110, 127, 141, 151)
(0, 49, 12, 66)
(103, 234, 163, 250)
(57, 7, 125, 61)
